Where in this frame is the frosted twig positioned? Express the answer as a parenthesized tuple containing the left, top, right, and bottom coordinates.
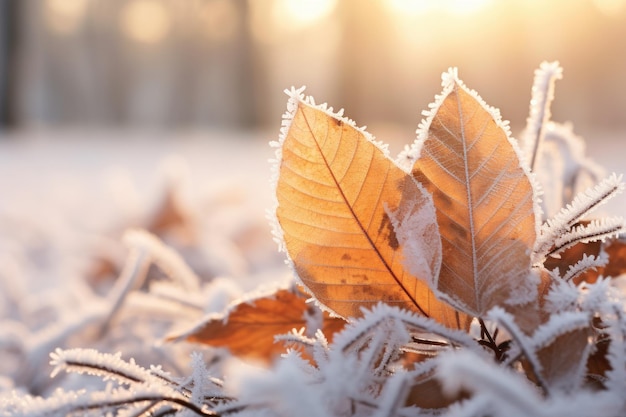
(547, 217, 625, 259)
(100, 246, 150, 337)
(487, 307, 550, 396)
(535, 173, 625, 261)
(561, 252, 608, 282)
(124, 229, 201, 291)
(523, 61, 563, 171)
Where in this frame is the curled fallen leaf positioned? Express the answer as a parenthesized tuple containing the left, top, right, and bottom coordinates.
(167, 286, 345, 362)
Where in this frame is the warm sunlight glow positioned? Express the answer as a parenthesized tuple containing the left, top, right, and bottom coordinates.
(249, 0, 338, 44)
(388, 0, 432, 15)
(45, 0, 88, 34)
(387, 0, 491, 16)
(592, 0, 626, 16)
(120, 0, 171, 44)
(201, 0, 239, 43)
(275, 0, 338, 29)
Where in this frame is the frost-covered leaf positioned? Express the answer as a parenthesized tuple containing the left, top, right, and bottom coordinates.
(527, 311, 592, 392)
(404, 361, 469, 409)
(502, 268, 553, 334)
(167, 285, 344, 362)
(272, 87, 468, 329)
(410, 69, 538, 316)
(435, 350, 545, 417)
(600, 239, 626, 278)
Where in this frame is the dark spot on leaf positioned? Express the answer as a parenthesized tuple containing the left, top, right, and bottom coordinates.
(332, 118, 344, 127)
(379, 212, 399, 250)
(341, 253, 352, 261)
(352, 273, 368, 281)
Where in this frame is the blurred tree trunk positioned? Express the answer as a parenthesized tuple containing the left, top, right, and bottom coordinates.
(0, 0, 18, 127)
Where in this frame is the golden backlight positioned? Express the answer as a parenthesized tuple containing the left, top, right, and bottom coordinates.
(120, 0, 171, 44)
(44, 0, 88, 34)
(387, 0, 491, 16)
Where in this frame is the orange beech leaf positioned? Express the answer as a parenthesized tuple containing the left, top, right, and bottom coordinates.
(167, 287, 345, 362)
(536, 327, 592, 391)
(405, 370, 469, 409)
(410, 70, 538, 317)
(504, 268, 553, 335)
(525, 318, 592, 392)
(595, 238, 626, 280)
(273, 88, 470, 330)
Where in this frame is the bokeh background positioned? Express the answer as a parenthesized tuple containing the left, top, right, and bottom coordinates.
(1, 0, 626, 394)
(0, 0, 625, 136)
(0, 0, 625, 281)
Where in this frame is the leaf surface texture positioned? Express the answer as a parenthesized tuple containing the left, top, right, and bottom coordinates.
(412, 79, 537, 316)
(276, 100, 468, 329)
(170, 288, 345, 362)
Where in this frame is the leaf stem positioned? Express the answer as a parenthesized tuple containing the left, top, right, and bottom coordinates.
(478, 318, 510, 362)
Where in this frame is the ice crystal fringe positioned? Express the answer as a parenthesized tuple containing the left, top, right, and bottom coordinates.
(544, 280, 581, 314)
(535, 173, 625, 260)
(487, 307, 549, 394)
(275, 327, 317, 349)
(530, 311, 590, 351)
(332, 304, 484, 358)
(548, 217, 625, 258)
(522, 61, 563, 170)
(560, 251, 609, 282)
(124, 229, 201, 291)
(401, 67, 543, 237)
(13, 388, 214, 417)
(35, 349, 223, 417)
(50, 348, 178, 392)
(436, 350, 545, 417)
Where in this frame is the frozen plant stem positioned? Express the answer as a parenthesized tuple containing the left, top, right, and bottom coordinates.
(63, 395, 218, 417)
(99, 247, 150, 337)
(524, 61, 563, 171)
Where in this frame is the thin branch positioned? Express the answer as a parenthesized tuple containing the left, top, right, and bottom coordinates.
(58, 395, 218, 417)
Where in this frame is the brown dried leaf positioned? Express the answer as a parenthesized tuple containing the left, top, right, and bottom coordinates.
(526, 326, 592, 391)
(543, 238, 602, 284)
(595, 238, 626, 280)
(412, 75, 537, 317)
(504, 268, 553, 335)
(275, 96, 469, 329)
(169, 287, 345, 362)
(586, 330, 610, 388)
(405, 370, 469, 409)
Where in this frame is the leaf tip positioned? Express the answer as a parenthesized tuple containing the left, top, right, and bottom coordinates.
(441, 67, 460, 90)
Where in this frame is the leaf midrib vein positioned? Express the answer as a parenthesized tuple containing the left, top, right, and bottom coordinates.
(299, 105, 429, 318)
(454, 87, 480, 311)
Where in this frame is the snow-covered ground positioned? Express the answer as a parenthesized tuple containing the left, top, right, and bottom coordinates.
(0, 127, 624, 403)
(0, 129, 290, 396)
